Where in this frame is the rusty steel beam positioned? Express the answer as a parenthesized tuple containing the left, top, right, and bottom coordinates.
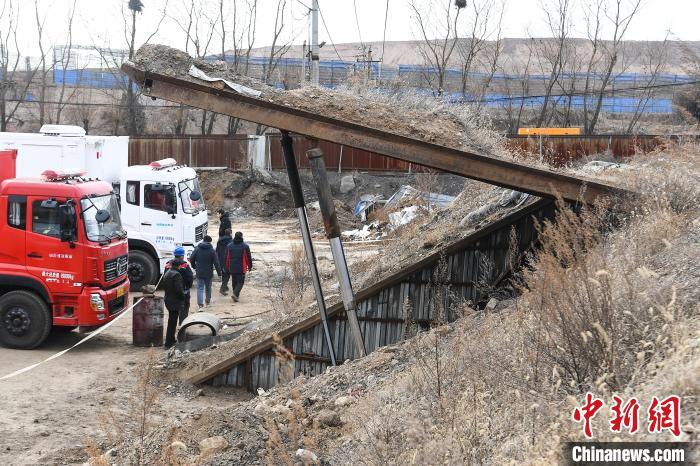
(121, 63, 627, 204)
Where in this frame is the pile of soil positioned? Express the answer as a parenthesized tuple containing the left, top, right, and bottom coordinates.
(198, 169, 293, 218)
(129, 44, 508, 158)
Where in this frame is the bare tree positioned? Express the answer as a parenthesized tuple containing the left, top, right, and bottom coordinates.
(33, 0, 49, 127)
(409, 0, 465, 96)
(625, 36, 670, 133)
(53, 0, 79, 124)
(533, 0, 573, 127)
(473, 2, 505, 111)
(583, 0, 643, 134)
(457, 0, 495, 99)
(0, 0, 36, 131)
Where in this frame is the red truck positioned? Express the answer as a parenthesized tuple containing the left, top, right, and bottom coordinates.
(0, 149, 130, 349)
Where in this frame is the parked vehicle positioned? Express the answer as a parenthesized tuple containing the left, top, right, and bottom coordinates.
(0, 125, 209, 291)
(0, 149, 130, 348)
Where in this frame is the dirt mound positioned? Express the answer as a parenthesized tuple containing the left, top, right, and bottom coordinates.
(198, 169, 294, 218)
(130, 44, 508, 158)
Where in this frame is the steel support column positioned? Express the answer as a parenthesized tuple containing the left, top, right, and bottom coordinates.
(280, 132, 337, 366)
(306, 145, 366, 358)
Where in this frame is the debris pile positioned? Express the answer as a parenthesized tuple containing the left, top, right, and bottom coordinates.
(130, 44, 509, 158)
(198, 169, 293, 218)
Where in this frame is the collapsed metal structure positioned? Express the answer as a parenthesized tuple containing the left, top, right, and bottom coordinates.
(121, 59, 626, 391)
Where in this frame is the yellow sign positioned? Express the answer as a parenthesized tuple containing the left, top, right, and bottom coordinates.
(517, 127, 582, 136)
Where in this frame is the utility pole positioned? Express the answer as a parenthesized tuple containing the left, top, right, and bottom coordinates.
(301, 40, 307, 85)
(310, 0, 320, 85)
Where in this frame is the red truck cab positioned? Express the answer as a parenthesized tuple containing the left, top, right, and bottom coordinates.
(0, 149, 130, 348)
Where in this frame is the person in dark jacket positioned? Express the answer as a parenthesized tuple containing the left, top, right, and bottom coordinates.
(218, 209, 232, 238)
(165, 247, 194, 320)
(225, 231, 253, 302)
(162, 249, 188, 348)
(216, 228, 233, 295)
(190, 235, 221, 309)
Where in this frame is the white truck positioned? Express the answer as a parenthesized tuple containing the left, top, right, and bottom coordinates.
(0, 125, 209, 291)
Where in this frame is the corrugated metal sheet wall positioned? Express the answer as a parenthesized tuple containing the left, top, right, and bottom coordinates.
(128, 134, 687, 172)
(128, 135, 252, 169)
(209, 200, 557, 390)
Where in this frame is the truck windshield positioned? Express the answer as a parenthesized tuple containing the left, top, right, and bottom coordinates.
(81, 194, 124, 242)
(178, 177, 205, 214)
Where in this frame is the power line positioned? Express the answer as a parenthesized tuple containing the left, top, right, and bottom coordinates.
(353, 0, 365, 51)
(317, 2, 344, 62)
(381, 0, 389, 61)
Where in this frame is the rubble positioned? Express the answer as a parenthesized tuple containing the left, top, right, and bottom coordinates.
(198, 436, 229, 455)
(130, 44, 509, 158)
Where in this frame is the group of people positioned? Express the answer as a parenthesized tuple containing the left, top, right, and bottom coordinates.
(162, 209, 253, 348)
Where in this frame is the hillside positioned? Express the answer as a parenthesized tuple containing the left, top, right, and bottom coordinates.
(243, 38, 700, 74)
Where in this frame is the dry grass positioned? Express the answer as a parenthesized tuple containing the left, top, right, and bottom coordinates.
(263, 335, 319, 466)
(266, 242, 312, 316)
(341, 146, 700, 465)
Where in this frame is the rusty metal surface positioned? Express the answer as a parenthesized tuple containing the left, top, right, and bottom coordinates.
(128, 134, 250, 168)
(205, 199, 557, 389)
(121, 63, 626, 203)
(505, 134, 677, 167)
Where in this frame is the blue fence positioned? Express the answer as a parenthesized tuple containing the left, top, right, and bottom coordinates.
(51, 56, 689, 114)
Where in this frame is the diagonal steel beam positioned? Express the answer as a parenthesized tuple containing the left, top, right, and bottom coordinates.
(122, 63, 628, 204)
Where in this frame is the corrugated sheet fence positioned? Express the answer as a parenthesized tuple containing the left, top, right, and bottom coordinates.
(207, 199, 557, 390)
(128, 134, 690, 171)
(128, 135, 252, 169)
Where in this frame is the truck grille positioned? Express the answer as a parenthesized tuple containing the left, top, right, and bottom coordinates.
(104, 255, 128, 282)
(195, 222, 208, 242)
(108, 295, 126, 315)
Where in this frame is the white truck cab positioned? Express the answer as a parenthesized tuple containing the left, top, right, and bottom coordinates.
(119, 159, 208, 289)
(0, 125, 209, 291)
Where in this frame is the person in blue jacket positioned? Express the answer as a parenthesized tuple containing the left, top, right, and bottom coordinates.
(189, 235, 221, 309)
(224, 231, 253, 302)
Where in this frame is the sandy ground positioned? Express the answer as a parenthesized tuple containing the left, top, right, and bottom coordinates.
(0, 216, 383, 465)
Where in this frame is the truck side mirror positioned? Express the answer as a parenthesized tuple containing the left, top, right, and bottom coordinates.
(58, 202, 77, 244)
(41, 199, 59, 209)
(95, 209, 111, 223)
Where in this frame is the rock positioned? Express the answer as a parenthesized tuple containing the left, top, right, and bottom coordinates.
(254, 403, 272, 417)
(366, 375, 376, 385)
(196, 388, 205, 397)
(198, 436, 229, 455)
(316, 409, 342, 428)
(339, 175, 356, 193)
(257, 388, 269, 397)
(105, 386, 116, 392)
(170, 441, 187, 455)
(295, 448, 319, 464)
(485, 298, 499, 311)
(335, 396, 354, 407)
(272, 405, 292, 417)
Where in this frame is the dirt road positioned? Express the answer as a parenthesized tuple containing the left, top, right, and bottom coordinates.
(0, 217, 382, 465)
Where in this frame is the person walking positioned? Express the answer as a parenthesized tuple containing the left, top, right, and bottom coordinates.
(165, 247, 194, 320)
(189, 235, 221, 309)
(216, 228, 233, 295)
(162, 248, 190, 348)
(224, 231, 253, 302)
(218, 209, 232, 238)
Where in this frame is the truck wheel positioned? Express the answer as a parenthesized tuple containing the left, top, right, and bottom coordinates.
(0, 291, 52, 349)
(128, 250, 157, 292)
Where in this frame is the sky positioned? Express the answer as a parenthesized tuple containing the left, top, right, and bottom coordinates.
(3, 0, 698, 63)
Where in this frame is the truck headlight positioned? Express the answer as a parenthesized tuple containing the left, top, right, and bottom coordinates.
(90, 293, 105, 311)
